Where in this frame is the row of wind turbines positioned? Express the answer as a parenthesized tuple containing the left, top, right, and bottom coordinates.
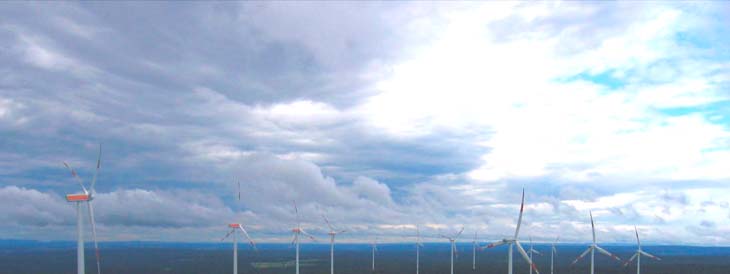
(62, 146, 661, 274)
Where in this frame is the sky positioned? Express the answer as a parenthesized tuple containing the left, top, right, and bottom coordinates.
(0, 2, 729, 246)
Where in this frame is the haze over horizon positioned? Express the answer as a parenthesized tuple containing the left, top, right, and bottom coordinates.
(1, 2, 729, 246)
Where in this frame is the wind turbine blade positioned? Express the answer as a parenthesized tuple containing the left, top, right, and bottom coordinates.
(87, 201, 101, 274)
(514, 188, 525, 239)
(595, 245, 621, 262)
(338, 229, 347, 234)
(640, 250, 660, 260)
(239, 226, 257, 251)
(237, 181, 241, 201)
(483, 239, 508, 249)
(531, 249, 542, 256)
(623, 253, 637, 267)
(290, 233, 298, 246)
(89, 144, 101, 193)
(635, 226, 641, 248)
(63, 162, 88, 193)
(570, 247, 592, 266)
(455, 227, 464, 239)
(322, 214, 334, 231)
(293, 200, 300, 228)
(590, 211, 596, 245)
(221, 229, 235, 241)
(516, 241, 539, 274)
(300, 229, 317, 242)
(552, 246, 557, 254)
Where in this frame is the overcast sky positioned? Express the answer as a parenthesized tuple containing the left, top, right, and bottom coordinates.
(1, 2, 729, 245)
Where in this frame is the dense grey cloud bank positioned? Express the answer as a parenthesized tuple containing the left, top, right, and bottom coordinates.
(1, 2, 729, 244)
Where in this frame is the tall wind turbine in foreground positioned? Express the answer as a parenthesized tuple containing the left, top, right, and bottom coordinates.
(291, 201, 317, 274)
(570, 212, 622, 274)
(528, 237, 542, 274)
(550, 236, 559, 274)
(623, 226, 660, 274)
(472, 231, 477, 270)
(63, 145, 102, 274)
(440, 227, 464, 274)
(221, 223, 257, 274)
(415, 225, 424, 274)
(323, 214, 346, 274)
(483, 189, 539, 274)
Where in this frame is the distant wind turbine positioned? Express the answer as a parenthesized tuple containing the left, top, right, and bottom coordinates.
(415, 225, 424, 274)
(291, 201, 317, 274)
(323, 213, 346, 274)
(63, 144, 103, 274)
(623, 226, 660, 274)
(221, 223, 257, 274)
(550, 236, 559, 274)
(440, 227, 464, 274)
(221, 181, 257, 274)
(570, 211, 622, 274)
(528, 236, 542, 274)
(483, 188, 539, 274)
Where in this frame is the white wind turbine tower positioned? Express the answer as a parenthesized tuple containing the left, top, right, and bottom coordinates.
(221, 181, 257, 274)
(550, 236, 559, 274)
(440, 227, 464, 274)
(221, 223, 257, 274)
(623, 226, 660, 274)
(570, 211, 622, 274)
(291, 201, 317, 274)
(371, 238, 378, 272)
(472, 231, 477, 270)
(415, 225, 424, 274)
(63, 145, 102, 274)
(322, 214, 346, 274)
(528, 236, 542, 274)
(483, 188, 539, 274)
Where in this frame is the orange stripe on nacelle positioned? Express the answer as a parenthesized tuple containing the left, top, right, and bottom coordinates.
(228, 224, 241, 228)
(66, 194, 89, 202)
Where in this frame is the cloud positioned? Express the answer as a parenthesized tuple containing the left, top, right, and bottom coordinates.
(0, 2, 729, 244)
(0, 186, 72, 226)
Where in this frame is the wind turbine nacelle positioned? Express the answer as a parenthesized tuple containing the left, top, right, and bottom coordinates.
(66, 194, 90, 202)
(228, 223, 242, 228)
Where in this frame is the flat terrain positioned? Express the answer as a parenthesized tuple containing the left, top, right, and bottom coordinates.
(1, 241, 728, 274)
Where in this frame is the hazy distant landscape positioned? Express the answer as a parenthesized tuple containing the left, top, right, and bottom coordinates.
(2, 241, 729, 274)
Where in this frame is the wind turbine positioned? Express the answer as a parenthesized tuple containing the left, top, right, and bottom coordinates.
(291, 201, 317, 274)
(528, 236, 542, 274)
(63, 144, 102, 274)
(623, 226, 660, 274)
(472, 231, 477, 270)
(371, 238, 378, 272)
(483, 188, 539, 274)
(570, 211, 622, 274)
(221, 223, 257, 274)
(440, 227, 464, 274)
(221, 181, 257, 274)
(415, 225, 424, 274)
(550, 236, 559, 274)
(323, 214, 346, 274)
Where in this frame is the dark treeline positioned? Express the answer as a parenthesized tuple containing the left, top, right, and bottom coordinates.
(1, 243, 729, 274)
